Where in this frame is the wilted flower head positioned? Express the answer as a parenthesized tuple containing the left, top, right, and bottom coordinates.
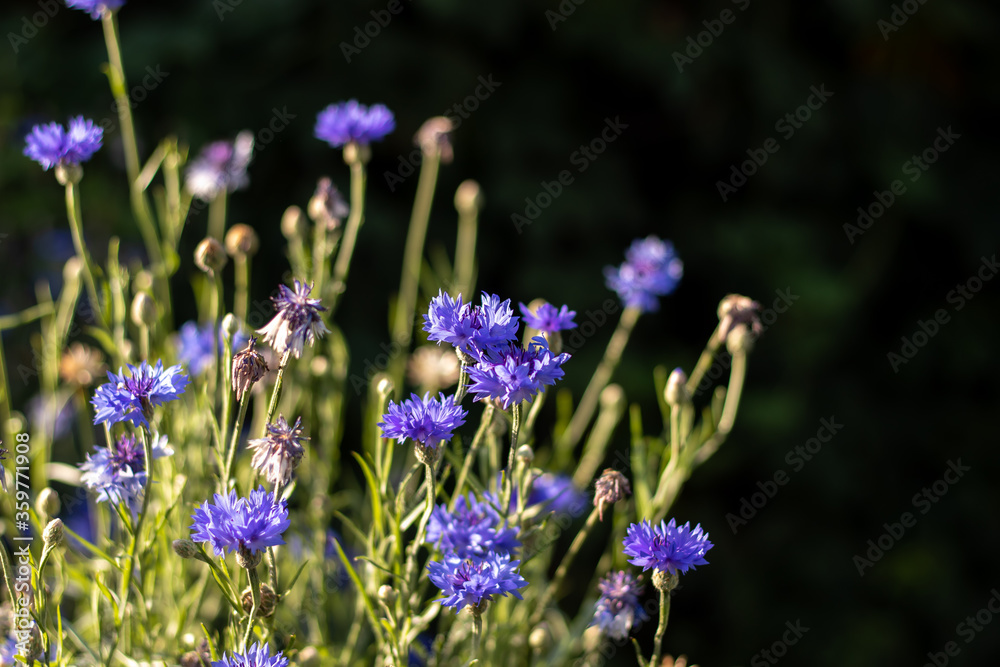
(307, 177, 349, 228)
(257, 280, 330, 359)
(426, 493, 520, 560)
(211, 642, 288, 667)
(407, 345, 460, 393)
(622, 518, 713, 575)
(427, 551, 528, 613)
(519, 301, 577, 334)
(79, 432, 173, 508)
(59, 343, 106, 387)
(177, 320, 249, 376)
(466, 336, 571, 409)
(190, 486, 290, 557)
(23, 117, 103, 170)
(423, 291, 520, 358)
(185, 131, 254, 201)
(232, 337, 269, 400)
(415, 116, 454, 163)
(91, 360, 189, 428)
(378, 392, 467, 450)
(315, 100, 395, 148)
(592, 570, 648, 640)
(248, 415, 307, 487)
(594, 469, 632, 520)
(716, 294, 763, 344)
(604, 236, 683, 313)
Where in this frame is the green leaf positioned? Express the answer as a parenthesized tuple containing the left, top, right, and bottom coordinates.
(330, 538, 384, 648)
(352, 451, 384, 537)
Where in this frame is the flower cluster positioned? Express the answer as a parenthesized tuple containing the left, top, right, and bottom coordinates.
(177, 320, 249, 376)
(427, 493, 520, 560)
(604, 236, 683, 313)
(257, 280, 330, 359)
(315, 100, 395, 148)
(423, 291, 520, 358)
(79, 433, 173, 508)
(592, 570, 648, 640)
(518, 302, 577, 334)
(190, 486, 290, 557)
(466, 337, 570, 409)
(427, 551, 528, 613)
(23, 116, 103, 170)
(622, 518, 713, 575)
(185, 131, 254, 202)
(91, 360, 189, 428)
(378, 392, 467, 451)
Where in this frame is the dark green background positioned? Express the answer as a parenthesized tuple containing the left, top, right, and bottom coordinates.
(2, 0, 999, 665)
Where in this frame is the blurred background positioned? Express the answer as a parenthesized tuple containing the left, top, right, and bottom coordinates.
(2, 0, 999, 665)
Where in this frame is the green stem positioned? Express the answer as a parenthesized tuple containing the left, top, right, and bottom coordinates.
(650, 589, 671, 667)
(328, 157, 367, 313)
(452, 197, 479, 298)
(235, 255, 250, 325)
(0, 334, 11, 474)
(558, 306, 640, 451)
(222, 381, 250, 493)
(501, 403, 521, 514)
(471, 608, 483, 660)
(530, 506, 600, 626)
(242, 564, 261, 651)
(685, 323, 723, 396)
(264, 352, 291, 430)
(64, 182, 106, 330)
(208, 192, 227, 241)
(404, 463, 436, 593)
(449, 404, 495, 510)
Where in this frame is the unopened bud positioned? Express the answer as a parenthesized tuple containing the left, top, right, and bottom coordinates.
(414, 443, 439, 467)
(130, 292, 157, 327)
(454, 179, 482, 214)
(600, 383, 625, 411)
(652, 568, 679, 592)
(725, 324, 755, 355)
(241, 583, 278, 617)
(281, 205, 307, 239)
(37, 488, 60, 517)
(63, 257, 83, 284)
(194, 237, 227, 276)
(375, 375, 394, 398)
(42, 519, 64, 547)
(236, 546, 262, 570)
(225, 223, 260, 257)
(664, 368, 689, 406)
(529, 625, 550, 651)
(222, 313, 239, 339)
(55, 163, 82, 185)
(516, 444, 534, 464)
(378, 585, 396, 606)
(416, 116, 454, 163)
(173, 539, 198, 559)
(343, 141, 371, 166)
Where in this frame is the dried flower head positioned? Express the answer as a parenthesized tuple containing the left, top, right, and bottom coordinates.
(416, 116, 454, 163)
(716, 294, 762, 345)
(185, 131, 253, 202)
(257, 280, 330, 359)
(232, 337, 269, 400)
(247, 415, 308, 487)
(307, 177, 349, 228)
(59, 343, 106, 386)
(594, 469, 632, 520)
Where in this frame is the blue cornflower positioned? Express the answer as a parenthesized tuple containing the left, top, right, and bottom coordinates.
(190, 486, 290, 557)
(427, 551, 528, 612)
(177, 320, 249, 376)
(66, 0, 125, 18)
(423, 291, 520, 358)
(91, 360, 189, 428)
(592, 570, 648, 640)
(518, 302, 577, 333)
(378, 392, 467, 450)
(315, 100, 395, 147)
(257, 280, 330, 358)
(185, 131, 254, 202)
(79, 432, 173, 507)
(622, 518, 713, 575)
(466, 336, 570, 409)
(522, 473, 589, 517)
(0, 635, 19, 666)
(23, 117, 103, 170)
(426, 493, 520, 559)
(212, 642, 288, 667)
(604, 236, 683, 313)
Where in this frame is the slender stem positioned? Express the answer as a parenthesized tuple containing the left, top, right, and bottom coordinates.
(650, 588, 671, 667)
(501, 404, 521, 514)
(235, 255, 250, 324)
(685, 323, 723, 396)
(519, 389, 547, 446)
(404, 463, 437, 592)
(454, 360, 469, 404)
(208, 192, 227, 241)
(64, 182, 106, 329)
(220, 328, 235, 462)
(312, 217, 328, 302)
(0, 334, 11, 466)
(449, 404, 495, 510)
(662, 401, 682, 482)
(453, 201, 478, 298)
(531, 506, 600, 626)
(242, 565, 261, 651)
(692, 351, 747, 466)
(558, 306, 640, 451)
(223, 391, 250, 492)
(328, 157, 367, 313)
(264, 352, 291, 430)
(471, 608, 483, 660)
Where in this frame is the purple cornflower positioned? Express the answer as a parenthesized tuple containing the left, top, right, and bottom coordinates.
(23, 117, 103, 170)
(247, 415, 307, 487)
(177, 320, 249, 376)
(257, 280, 330, 359)
(378, 392, 467, 450)
(518, 302, 577, 333)
(427, 551, 528, 612)
(426, 493, 520, 560)
(622, 518, 713, 575)
(91, 360, 189, 428)
(185, 131, 254, 201)
(66, 0, 125, 19)
(523, 473, 589, 517)
(211, 642, 288, 667)
(466, 336, 570, 409)
(422, 291, 520, 358)
(315, 100, 395, 147)
(79, 432, 173, 508)
(592, 570, 648, 640)
(190, 486, 290, 557)
(604, 236, 683, 313)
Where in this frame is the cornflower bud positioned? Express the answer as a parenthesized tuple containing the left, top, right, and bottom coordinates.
(194, 237, 227, 276)
(130, 292, 156, 327)
(224, 223, 260, 257)
(42, 518, 64, 547)
(36, 488, 60, 517)
(281, 205, 307, 239)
